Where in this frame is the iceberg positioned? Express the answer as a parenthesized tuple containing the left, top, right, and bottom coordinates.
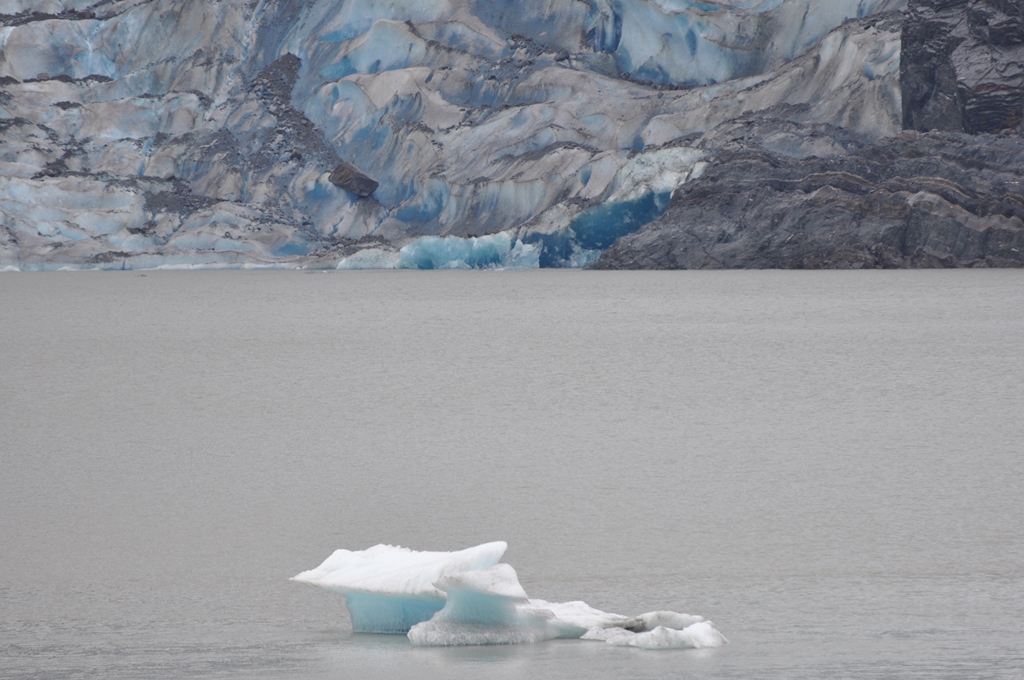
(291, 541, 507, 633)
(292, 541, 728, 649)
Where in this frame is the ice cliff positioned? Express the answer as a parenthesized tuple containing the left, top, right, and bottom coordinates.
(292, 541, 728, 649)
(1, 0, 1021, 270)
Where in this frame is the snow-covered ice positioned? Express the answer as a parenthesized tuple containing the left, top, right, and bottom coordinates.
(293, 541, 728, 649)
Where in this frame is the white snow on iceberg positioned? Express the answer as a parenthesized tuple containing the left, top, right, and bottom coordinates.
(292, 541, 728, 649)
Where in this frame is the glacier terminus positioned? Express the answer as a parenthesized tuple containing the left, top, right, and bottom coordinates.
(1, 0, 1021, 270)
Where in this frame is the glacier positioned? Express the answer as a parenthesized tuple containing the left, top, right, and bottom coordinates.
(292, 541, 728, 649)
(1, 0, 913, 270)
(337, 231, 542, 270)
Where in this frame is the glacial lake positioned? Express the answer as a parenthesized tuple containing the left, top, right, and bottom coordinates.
(2, 269, 1022, 679)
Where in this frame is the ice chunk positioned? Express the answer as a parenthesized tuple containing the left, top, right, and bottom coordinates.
(407, 573, 608, 646)
(624, 610, 706, 631)
(294, 542, 728, 650)
(582, 621, 730, 649)
(519, 598, 630, 636)
(291, 542, 508, 633)
(407, 564, 556, 646)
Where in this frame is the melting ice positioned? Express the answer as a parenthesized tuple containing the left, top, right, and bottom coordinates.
(292, 541, 728, 649)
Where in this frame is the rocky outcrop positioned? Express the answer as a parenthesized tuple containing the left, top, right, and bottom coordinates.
(590, 123, 1024, 269)
(902, 0, 1024, 134)
(328, 162, 378, 197)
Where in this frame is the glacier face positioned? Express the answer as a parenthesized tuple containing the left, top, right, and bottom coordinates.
(293, 541, 728, 649)
(0, 0, 906, 270)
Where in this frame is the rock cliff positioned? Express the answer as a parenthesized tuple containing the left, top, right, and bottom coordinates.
(902, 0, 1024, 134)
(590, 122, 1024, 269)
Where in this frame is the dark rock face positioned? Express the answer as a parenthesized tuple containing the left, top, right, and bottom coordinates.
(902, 0, 1024, 134)
(328, 162, 379, 198)
(249, 54, 350, 181)
(590, 127, 1024, 269)
(593, 1, 1024, 270)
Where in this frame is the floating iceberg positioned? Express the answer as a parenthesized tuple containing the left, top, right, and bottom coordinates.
(291, 542, 506, 633)
(292, 541, 727, 649)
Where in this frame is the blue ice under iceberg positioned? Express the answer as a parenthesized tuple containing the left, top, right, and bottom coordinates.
(292, 541, 728, 649)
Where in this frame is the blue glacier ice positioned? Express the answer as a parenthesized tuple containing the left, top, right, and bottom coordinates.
(0, 0, 906, 270)
(292, 542, 508, 633)
(336, 231, 541, 269)
(292, 541, 729, 649)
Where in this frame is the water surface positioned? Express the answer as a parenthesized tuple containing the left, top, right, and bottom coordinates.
(2, 270, 1022, 678)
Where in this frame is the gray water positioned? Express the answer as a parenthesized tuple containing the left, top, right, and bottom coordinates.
(2, 270, 1022, 679)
